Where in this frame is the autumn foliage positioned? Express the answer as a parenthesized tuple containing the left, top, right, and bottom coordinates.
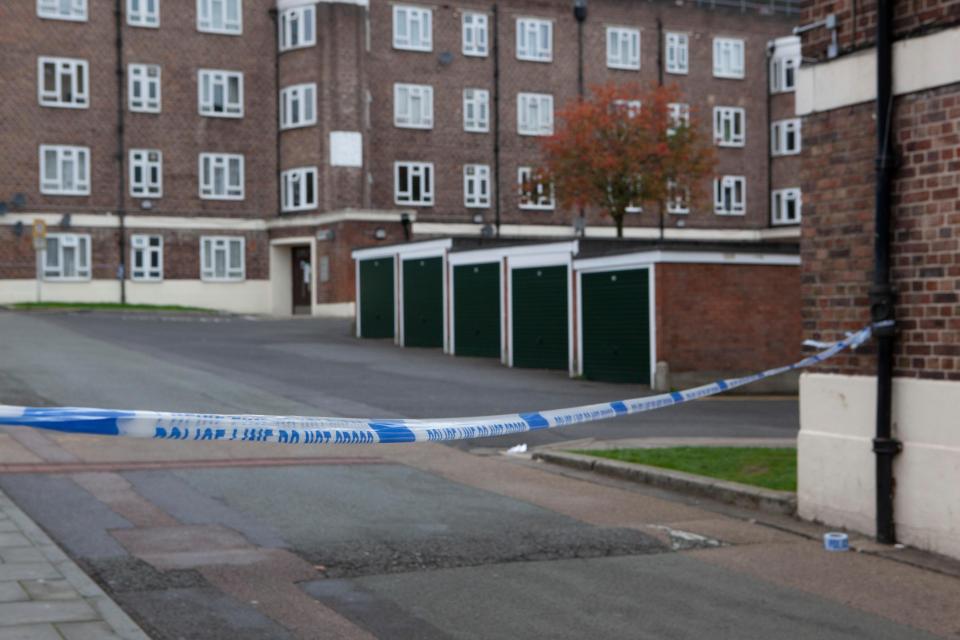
(535, 83, 715, 237)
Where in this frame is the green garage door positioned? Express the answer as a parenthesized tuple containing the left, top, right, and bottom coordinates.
(512, 265, 568, 370)
(359, 258, 394, 338)
(453, 262, 500, 358)
(402, 256, 443, 348)
(581, 268, 651, 384)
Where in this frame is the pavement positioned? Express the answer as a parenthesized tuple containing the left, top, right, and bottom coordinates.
(0, 310, 959, 639)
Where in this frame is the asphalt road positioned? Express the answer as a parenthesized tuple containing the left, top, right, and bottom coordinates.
(0, 310, 954, 639)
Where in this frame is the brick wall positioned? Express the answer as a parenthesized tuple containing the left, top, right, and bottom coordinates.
(801, 0, 960, 60)
(656, 263, 801, 373)
(800, 82, 960, 380)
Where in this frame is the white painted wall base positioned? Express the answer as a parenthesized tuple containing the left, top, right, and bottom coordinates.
(0, 279, 271, 314)
(799, 373, 960, 559)
(313, 302, 355, 318)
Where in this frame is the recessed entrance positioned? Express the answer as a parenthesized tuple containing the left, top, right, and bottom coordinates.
(291, 246, 312, 315)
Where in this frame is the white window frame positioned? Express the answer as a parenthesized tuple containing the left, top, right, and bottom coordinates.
(462, 12, 488, 57)
(198, 69, 243, 118)
(517, 93, 553, 136)
(606, 27, 640, 70)
(666, 180, 690, 215)
(129, 64, 161, 113)
(37, 57, 89, 109)
(714, 107, 745, 147)
(131, 234, 163, 281)
(39, 145, 90, 196)
(279, 4, 315, 51)
(714, 175, 746, 215)
(129, 149, 162, 198)
(197, 0, 242, 35)
(464, 164, 491, 208)
(665, 32, 688, 75)
(463, 88, 489, 133)
(395, 162, 434, 206)
(771, 55, 799, 93)
(516, 18, 552, 62)
(667, 102, 689, 135)
(200, 236, 245, 281)
(280, 83, 317, 130)
(518, 166, 554, 210)
(613, 99, 642, 118)
(713, 37, 745, 79)
(771, 188, 802, 225)
(281, 166, 318, 212)
(199, 153, 244, 200)
(43, 233, 91, 281)
(771, 118, 802, 156)
(127, 0, 159, 27)
(393, 5, 432, 52)
(393, 83, 434, 129)
(37, 0, 87, 21)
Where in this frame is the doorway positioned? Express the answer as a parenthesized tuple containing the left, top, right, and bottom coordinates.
(291, 246, 312, 315)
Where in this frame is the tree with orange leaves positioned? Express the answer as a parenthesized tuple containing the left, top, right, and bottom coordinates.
(535, 83, 715, 238)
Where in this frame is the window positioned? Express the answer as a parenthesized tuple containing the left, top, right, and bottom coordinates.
(772, 188, 801, 225)
(393, 5, 432, 51)
(667, 102, 689, 135)
(129, 149, 162, 198)
(517, 93, 553, 136)
(613, 99, 642, 118)
(714, 175, 745, 215)
(518, 166, 554, 210)
(395, 162, 434, 206)
(464, 164, 491, 208)
(201, 236, 245, 281)
(516, 18, 552, 62)
(129, 64, 161, 113)
(279, 5, 315, 51)
(462, 12, 488, 57)
(280, 83, 317, 129)
(197, 0, 241, 34)
(39, 145, 90, 195)
(665, 32, 688, 74)
(771, 118, 802, 155)
(198, 69, 243, 117)
(607, 27, 640, 70)
(37, 57, 88, 108)
(37, 0, 86, 21)
(666, 180, 690, 214)
(394, 84, 433, 129)
(770, 36, 801, 93)
(43, 234, 91, 280)
(199, 153, 244, 200)
(131, 235, 163, 281)
(127, 0, 159, 27)
(713, 37, 745, 79)
(463, 88, 489, 132)
(714, 107, 745, 147)
(281, 166, 318, 212)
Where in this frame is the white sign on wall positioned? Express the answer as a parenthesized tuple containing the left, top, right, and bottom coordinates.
(329, 131, 363, 167)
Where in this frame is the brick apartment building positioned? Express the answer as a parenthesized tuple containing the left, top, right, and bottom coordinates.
(0, 0, 800, 314)
(795, 0, 960, 557)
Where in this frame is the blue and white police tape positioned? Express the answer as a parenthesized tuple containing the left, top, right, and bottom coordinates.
(0, 326, 872, 446)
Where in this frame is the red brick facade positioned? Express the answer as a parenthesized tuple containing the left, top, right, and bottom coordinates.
(799, 1, 960, 379)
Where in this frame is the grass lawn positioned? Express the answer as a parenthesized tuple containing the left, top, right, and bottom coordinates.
(575, 447, 797, 492)
(9, 302, 216, 313)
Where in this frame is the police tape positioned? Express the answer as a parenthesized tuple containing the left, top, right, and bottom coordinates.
(0, 326, 872, 445)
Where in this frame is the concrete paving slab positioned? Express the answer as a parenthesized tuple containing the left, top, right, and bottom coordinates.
(0, 533, 30, 548)
(0, 624, 62, 640)
(20, 579, 81, 601)
(0, 582, 28, 603)
(0, 563, 61, 582)
(0, 548, 46, 564)
(56, 621, 124, 640)
(0, 600, 98, 626)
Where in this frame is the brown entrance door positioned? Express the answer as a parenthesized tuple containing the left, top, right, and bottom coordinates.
(291, 246, 311, 315)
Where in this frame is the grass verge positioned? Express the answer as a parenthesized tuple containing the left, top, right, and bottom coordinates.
(9, 302, 216, 313)
(574, 446, 797, 492)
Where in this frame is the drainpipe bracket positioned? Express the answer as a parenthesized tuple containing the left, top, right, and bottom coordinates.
(872, 437, 902, 456)
(869, 284, 896, 336)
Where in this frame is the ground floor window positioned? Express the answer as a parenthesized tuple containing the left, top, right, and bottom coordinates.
(131, 234, 163, 280)
(200, 236, 245, 281)
(44, 233, 91, 280)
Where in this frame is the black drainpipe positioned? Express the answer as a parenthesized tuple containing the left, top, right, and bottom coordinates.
(656, 17, 664, 241)
(492, 2, 501, 238)
(269, 8, 282, 216)
(765, 41, 774, 228)
(115, 0, 126, 303)
(574, 0, 587, 236)
(870, 0, 900, 545)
